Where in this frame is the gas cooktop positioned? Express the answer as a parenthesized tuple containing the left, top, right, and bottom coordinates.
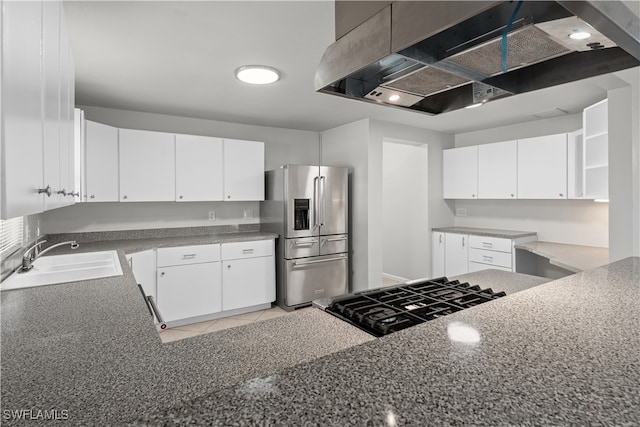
(320, 277, 506, 337)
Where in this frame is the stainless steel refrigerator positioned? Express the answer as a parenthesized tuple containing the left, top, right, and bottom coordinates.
(262, 165, 349, 310)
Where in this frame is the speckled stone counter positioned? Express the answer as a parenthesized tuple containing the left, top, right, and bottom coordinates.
(453, 269, 550, 294)
(130, 258, 640, 426)
(515, 240, 609, 272)
(0, 246, 373, 426)
(432, 226, 536, 239)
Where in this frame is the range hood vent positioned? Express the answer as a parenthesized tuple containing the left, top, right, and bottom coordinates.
(315, 1, 640, 115)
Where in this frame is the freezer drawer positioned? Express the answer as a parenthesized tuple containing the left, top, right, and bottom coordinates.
(320, 234, 348, 255)
(284, 254, 347, 306)
(284, 237, 320, 259)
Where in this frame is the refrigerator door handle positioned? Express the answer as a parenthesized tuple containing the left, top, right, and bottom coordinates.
(293, 239, 319, 247)
(313, 176, 320, 228)
(320, 175, 326, 226)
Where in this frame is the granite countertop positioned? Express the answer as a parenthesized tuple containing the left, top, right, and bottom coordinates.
(2, 226, 637, 425)
(0, 244, 373, 426)
(131, 257, 640, 425)
(432, 226, 537, 239)
(452, 269, 551, 294)
(515, 240, 609, 272)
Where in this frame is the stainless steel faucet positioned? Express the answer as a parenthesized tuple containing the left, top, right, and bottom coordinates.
(20, 240, 79, 273)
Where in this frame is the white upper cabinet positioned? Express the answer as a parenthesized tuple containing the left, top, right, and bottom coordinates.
(1, 0, 76, 219)
(58, 10, 75, 209)
(223, 139, 265, 201)
(175, 134, 223, 202)
(443, 146, 478, 199)
(477, 140, 517, 199)
(85, 120, 119, 202)
(42, 0, 62, 212)
(1, 0, 45, 219)
(119, 129, 176, 202)
(567, 129, 584, 199)
(583, 99, 608, 200)
(517, 134, 567, 199)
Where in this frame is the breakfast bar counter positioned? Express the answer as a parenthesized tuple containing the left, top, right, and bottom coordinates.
(2, 243, 638, 425)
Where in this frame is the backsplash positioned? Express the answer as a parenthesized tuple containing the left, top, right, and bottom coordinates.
(45, 224, 259, 245)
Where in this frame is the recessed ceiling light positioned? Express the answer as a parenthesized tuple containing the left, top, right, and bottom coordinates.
(569, 30, 591, 40)
(235, 65, 280, 85)
(388, 94, 400, 102)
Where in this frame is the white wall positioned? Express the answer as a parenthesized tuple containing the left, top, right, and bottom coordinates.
(370, 120, 455, 287)
(454, 113, 609, 248)
(382, 141, 429, 280)
(41, 106, 320, 233)
(608, 67, 640, 259)
(321, 118, 454, 292)
(320, 119, 370, 292)
(40, 201, 259, 233)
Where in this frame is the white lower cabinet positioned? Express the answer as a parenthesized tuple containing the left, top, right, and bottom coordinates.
(432, 232, 445, 278)
(221, 240, 275, 311)
(432, 231, 537, 277)
(444, 233, 469, 277)
(157, 262, 222, 323)
(126, 250, 156, 301)
(127, 239, 276, 326)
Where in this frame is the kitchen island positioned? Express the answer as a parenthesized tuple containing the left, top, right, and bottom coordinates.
(132, 258, 640, 425)
(2, 251, 638, 425)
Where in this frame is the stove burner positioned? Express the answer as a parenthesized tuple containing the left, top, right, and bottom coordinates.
(326, 277, 505, 337)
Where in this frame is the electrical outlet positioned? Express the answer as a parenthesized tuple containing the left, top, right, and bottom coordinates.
(455, 208, 467, 217)
(208, 211, 216, 221)
(243, 210, 254, 220)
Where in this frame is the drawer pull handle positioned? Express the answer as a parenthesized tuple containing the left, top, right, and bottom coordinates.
(182, 254, 197, 259)
(482, 242, 493, 248)
(294, 240, 318, 247)
(482, 256, 494, 261)
(242, 249, 255, 254)
(325, 236, 347, 242)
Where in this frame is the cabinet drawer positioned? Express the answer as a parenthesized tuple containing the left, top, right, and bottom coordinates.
(469, 248, 512, 268)
(157, 244, 220, 267)
(468, 235, 512, 253)
(222, 239, 273, 260)
(468, 261, 512, 273)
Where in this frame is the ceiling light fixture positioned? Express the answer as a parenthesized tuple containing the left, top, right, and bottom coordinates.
(388, 94, 400, 102)
(569, 30, 591, 40)
(235, 65, 280, 85)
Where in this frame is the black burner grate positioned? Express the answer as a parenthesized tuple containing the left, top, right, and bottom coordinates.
(326, 277, 505, 337)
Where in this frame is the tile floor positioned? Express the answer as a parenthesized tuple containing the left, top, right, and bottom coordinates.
(159, 305, 311, 343)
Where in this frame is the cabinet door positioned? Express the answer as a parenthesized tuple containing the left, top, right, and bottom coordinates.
(223, 139, 264, 201)
(175, 134, 223, 201)
(1, 0, 44, 219)
(222, 256, 275, 311)
(432, 232, 445, 278)
(57, 13, 74, 209)
(157, 262, 222, 322)
(443, 146, 478, 199)
(444, 233, 468, 277)
(517, 134, 567, 199)
(119, 129, 175, 202)
(129, 250, 156, 301)
(42, 0, 61, 211)
(85, 120, 119, 202)
(478, 140, 517, 199)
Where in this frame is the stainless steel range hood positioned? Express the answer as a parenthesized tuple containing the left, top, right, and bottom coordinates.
(315, 1, 640, 115)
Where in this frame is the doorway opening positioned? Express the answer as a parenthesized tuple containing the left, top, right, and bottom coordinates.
(382, 139, 429, 286)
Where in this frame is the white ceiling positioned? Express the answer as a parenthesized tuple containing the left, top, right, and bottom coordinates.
(63, 0, 633, 134)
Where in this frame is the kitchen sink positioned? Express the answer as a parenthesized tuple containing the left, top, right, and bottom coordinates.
(1, 250, 123, 291)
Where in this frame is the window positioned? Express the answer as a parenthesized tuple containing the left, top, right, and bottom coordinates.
(0, 217, 24, 257)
